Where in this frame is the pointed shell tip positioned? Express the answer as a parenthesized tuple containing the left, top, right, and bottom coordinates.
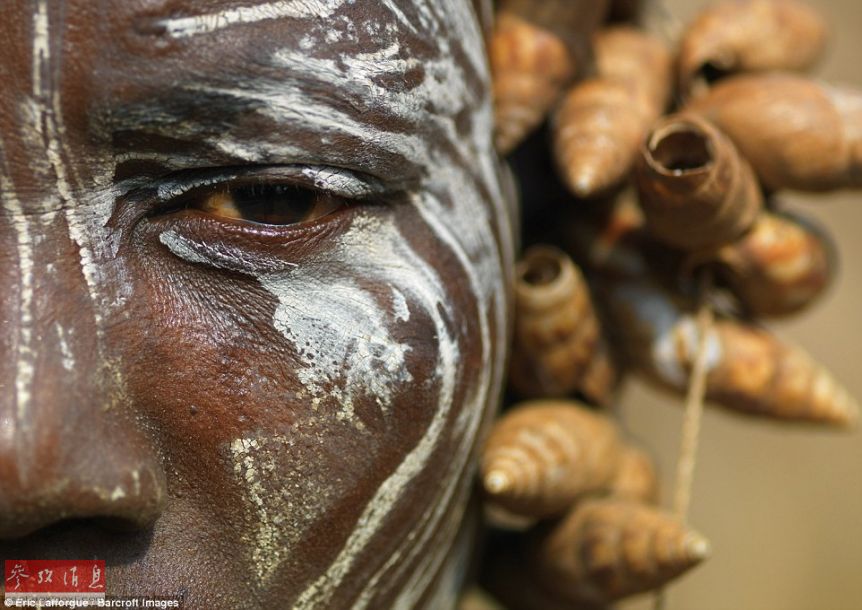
(484, 470, 512, 495)
(685, 532, 712, 562)
(840, 397, 860, 429)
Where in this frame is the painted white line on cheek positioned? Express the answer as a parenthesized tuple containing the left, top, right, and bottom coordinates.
(377, 185, 512, 609)
(259, 270, 414, 425)
(163, 223, 410, 428)
(288, 215, 460, 609)
(357, 201, 498, 608)
(354, 7, 511, 594)
(31, 0, 49, 96)
(229, 438, 274, 582)
(158, 231, 212, 266)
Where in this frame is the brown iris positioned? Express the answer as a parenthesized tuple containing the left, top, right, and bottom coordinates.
(194, 183, 345, 225)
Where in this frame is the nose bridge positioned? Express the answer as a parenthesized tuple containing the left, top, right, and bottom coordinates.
(0, 205, 166, 538)
(2, 204, 100, 467)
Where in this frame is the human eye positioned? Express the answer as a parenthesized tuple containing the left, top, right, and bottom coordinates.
(138, 165, 391, 271)
(175, 182, 344, 225)
(153, 165, 381, 228)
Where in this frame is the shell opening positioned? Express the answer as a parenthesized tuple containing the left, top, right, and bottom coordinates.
(648, 123, 714, 175)
(697, 61, 731, 87)
(521, 249, 564, 286)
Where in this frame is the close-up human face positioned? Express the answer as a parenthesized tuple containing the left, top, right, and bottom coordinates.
(0, 1, 516, 608)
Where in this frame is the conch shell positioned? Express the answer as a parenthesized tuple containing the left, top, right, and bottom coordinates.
(481, 400, 622, 518)
(492, 0, 610, 154)
(553, 26, 672, 197)
(687, 73, 862, 191)
(532, 498, 710, 604)
(678, 0, 828, 98)
(689, 210, 836, 317)
(510, 245, 617, 404)
(601, 278, 859, 427)
(634, 112, 763, 251)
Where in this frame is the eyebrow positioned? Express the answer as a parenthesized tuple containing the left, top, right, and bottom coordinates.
(103, 76, 427, 187)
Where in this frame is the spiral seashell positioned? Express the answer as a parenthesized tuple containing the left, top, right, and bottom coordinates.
(678, 0, 828, 98)
(531, 498, 710, 604)
(688, 209, 836, 317)
(481, 400, 623, 518)
(610, 445, 659, 504)
(635, 112, 763, 251)
(601, 278, 859, 427)
(491, 0, 610, 155)
(687, 73, 862, 191)
(553, 27, 672, 197)
(479, 537, 610, 610)
(510, 245, 618, 405)
(492, 12, 574, 155)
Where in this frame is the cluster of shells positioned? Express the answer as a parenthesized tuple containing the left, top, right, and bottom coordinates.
(472, 0, 860, 608)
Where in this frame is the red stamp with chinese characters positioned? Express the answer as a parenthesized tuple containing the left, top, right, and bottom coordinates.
(4, 560, 105, 599)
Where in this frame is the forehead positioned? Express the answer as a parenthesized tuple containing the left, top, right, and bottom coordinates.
(1, 0, 489, 180)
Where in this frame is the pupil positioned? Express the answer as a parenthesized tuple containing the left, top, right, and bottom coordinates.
(230, 184, 316, 224)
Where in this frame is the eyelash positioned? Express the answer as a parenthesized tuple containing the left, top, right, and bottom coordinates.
(151, 165, 381, 227)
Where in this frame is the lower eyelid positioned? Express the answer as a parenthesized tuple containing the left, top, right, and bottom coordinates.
(149, 202, 360, 274)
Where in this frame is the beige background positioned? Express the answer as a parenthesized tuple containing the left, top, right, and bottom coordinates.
(619, 2, 862, 609)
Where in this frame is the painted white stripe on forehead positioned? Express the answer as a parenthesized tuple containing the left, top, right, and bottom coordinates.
(156, 0, 347, 39)
(186, 82, 429, 167)
(161, 1, 485, 166)
(29, 0, 123, 322)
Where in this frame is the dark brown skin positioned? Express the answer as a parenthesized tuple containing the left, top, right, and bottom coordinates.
(0, 1, 515, 608)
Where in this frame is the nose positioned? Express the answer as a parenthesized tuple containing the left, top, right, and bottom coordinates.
(0, 214, 167, 539)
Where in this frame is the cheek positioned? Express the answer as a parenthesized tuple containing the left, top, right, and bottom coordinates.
(109, 205, 493, 599)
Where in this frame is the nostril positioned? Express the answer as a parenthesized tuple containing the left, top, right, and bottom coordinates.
(0, 516, 155, 565)
(17, 516, 148, 540)
(0, 464, 167, 540)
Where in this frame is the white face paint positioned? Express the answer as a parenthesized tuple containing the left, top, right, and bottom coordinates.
(2, 0, 515, 607)
(219, 1, 508, 602)
(157, 0, 348, 39)
(0, 160, 35, 438)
